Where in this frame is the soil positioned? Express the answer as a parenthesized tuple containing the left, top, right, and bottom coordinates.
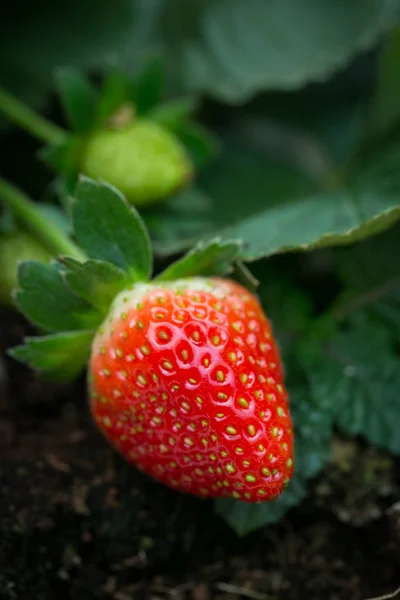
(1, 309, 400, 600)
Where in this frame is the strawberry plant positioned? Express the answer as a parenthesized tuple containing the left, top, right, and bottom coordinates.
(1, 3, 400, 599)
(1, 177, 294, 501)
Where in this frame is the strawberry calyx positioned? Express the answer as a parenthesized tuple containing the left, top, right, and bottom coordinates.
(9, 177, 245, 381)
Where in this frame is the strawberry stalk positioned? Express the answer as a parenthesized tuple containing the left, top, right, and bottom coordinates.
(0, 176, 85, 261)
(0, 86, 66, 145)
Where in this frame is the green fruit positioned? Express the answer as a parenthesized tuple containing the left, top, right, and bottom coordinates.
(0, 232, 52, 306)
(80, 120, 193, 206)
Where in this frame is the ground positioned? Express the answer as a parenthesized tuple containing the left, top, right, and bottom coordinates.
(1, 309, 399, 600)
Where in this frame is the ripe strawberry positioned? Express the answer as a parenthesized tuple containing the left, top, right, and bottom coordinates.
(90, 277, 294, 502)
(80, 120, 192, 207)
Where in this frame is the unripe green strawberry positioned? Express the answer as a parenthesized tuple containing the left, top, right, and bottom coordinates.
(80, 120, 192, 206)
(90, 278, 294, 502)
(0, 232, 52, 306)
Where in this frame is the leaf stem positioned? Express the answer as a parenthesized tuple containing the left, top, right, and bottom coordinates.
(0, 87, 66, 145)
(0, 177, 86, 261)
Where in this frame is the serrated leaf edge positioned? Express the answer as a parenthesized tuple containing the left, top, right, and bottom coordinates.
(72, 175, 153, 282)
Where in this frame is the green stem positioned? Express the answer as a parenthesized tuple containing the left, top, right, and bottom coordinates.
(0, 177, 86, 261)
(0, 87, 66, 145)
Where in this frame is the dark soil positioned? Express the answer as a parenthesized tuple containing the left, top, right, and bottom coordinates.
(1, 309, 399, 600)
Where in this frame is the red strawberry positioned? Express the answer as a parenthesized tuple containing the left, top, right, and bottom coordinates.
(90, 277, 294, 502)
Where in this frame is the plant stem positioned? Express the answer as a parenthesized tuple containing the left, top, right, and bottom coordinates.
(0, 87, 66, 145)
(0, 177, 86, 261)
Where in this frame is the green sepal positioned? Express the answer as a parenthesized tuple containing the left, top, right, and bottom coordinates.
(231, 260, 259, 294)
(61, 257, 128, 313)
(149, 98, 198, 133)
(71, 177, 152, 281)
(55, 67, 97, 133)
(156, 238, 241, 282)
(9, 330, 94, 381)
(96, 67, 131, 126)
(14, 260, 102, 332)
(149, 98, 218, 169)
(132, 55, 165, 116)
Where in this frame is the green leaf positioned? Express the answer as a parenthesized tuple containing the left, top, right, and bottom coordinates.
(215, 473, 307, 536)
(96, 68, 130, 125)
(156, 239, 241, 281)
(14, 261, 101, 332)
(135, 0, 398, 102)
(290, 388, 333, 479)
(151, 138, 400, 260)
(55, 67, 97, 133)
(61, 257, 128, 313)
(71, 177, 152, 281)
(370, 28, 400, 137)
(204, 144, 400, 260)
(149, 144, 316, 257)
(10, 330, 94, 381)
(248, 92, 369, 167)
(148, 140, 315, 256)
(132, 55, 165, 115)
(304, 315, 400, 455)
(149, 98, 198, 133)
